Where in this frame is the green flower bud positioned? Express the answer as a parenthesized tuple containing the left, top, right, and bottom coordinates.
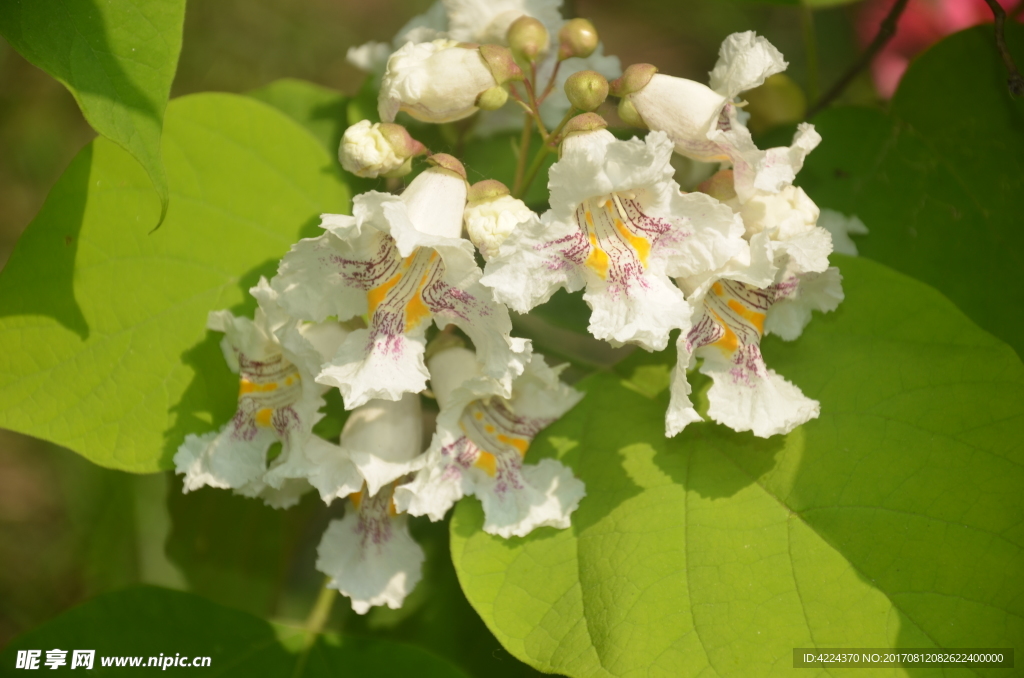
(616, 96, 647, 129)
(479, 44, 524, 85)
(467, 179, 511, 205)
(609, 63, 658, 97)
(557, 18, 599, 61)
(476, 85, 510, 111)
(564, 70, 609, 112)
(507, 16, 549, 62)
(376, 123, 428, 159)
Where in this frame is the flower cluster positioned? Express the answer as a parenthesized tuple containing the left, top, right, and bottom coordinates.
(177, 5, 865, 615)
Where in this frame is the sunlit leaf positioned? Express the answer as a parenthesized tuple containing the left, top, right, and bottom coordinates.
(801, 24, 1024, 358)
(452, 255, 1024, 677)
(0, 586, 470, 677)
(0, 0, 186, 222)
(0, 93, 351, 472)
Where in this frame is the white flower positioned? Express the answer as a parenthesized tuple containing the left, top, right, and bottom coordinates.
(464, 180, 537, 260)
(174, 279, 347, 506)
(316, 482, 425, 614)
(667, 277, 820, 439)
(339, 121, 426, 179)
(695, 168, 844, 342)
(482, 125, 747, 351)
(395, 345, 584, 538)
(616, 32, 820, 202)
(378, 40, 520, 124)
(307, 393, 427, 503)
(818, 209, 868, 256)
(272, 158, 520, 410)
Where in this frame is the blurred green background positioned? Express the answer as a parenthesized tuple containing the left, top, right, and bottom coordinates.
(0, 0, 873, 664)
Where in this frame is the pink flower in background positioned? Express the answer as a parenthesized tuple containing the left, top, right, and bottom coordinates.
(859, 0, 1021, 98)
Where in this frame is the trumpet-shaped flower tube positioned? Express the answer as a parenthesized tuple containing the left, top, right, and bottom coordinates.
(395, 345, 584, 538)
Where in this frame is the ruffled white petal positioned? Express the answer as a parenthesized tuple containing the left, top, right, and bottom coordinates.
(316, 494, 424, 614)
(476, 458, 585, 538)
(818, 209, 868, 257)
(318, 328, 429, 409)
(175, 430, 270, 493)
(766, 267, 844, 341)
(583, 271, 688, 350)
(304, 436, 365, 504)
(708, 31, 787, 100)
(702, 345, 819, 438)
(480, 213, 584, 313)
(271, 230, 370, 323)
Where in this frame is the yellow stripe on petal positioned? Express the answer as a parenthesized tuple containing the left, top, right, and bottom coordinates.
(474, 452, 497, 477)
(727, 298, 766, 334)
(255, 408, 274, 427)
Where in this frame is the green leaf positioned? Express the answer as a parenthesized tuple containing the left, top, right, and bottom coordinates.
(0, 93, 351, 473)
(800, 25, 1024, 358)
(0, 0, 186, 223)
(0, 586, 470, 677)
(247, 78, 348, 156)
(451, 255, 1024, 677)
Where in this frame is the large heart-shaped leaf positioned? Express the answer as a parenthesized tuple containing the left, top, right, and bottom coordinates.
(801, 24, 1024, 358)
(451, 255, 1024, 677)
(0, 0, 187, 222)
(0, 586, 469, 677)
(0, 93, 351, 473)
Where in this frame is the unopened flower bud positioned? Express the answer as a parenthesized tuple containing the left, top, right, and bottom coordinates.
(564, 70, 608, 112)
(478, 44, 525, 85)
(476, 86, 509, 111)
(339, 120, 427, 178)
(507, 16, 549, 62)
(426, 153, 468, 181)
(609, 63, 658, 98)
(558, 18, 599, 61)
(379, 39, 519, 124)
(561, 112, 608, 137)
(464, 180, 536, 260)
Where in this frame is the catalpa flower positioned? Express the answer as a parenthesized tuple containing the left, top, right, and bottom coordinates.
(697, 168, 845, 341)
(395, 344, 584, 538)
(314, 390, 426, 614)
(272, 155, 520, 410)
(482, 115, 746, 351)
(317, 482, 425, 614)
(174, 279, 347, 508)
(613, 32, 820, 202)
(667, 173, 845, 438)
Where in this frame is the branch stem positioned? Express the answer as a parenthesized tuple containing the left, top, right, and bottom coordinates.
(513, 112, 533, 195)
(291, 579, 337, 678)
(808, 0, 910, 117)
(514, 107, 576, 199)
(982, 0, 1024, 96)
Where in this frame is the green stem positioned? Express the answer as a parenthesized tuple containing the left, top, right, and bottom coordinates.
(291, 579, 337, 678)
(515, 108, 576, 199)
(800, 2, 820, 103)
(512, 112, 533, 196)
